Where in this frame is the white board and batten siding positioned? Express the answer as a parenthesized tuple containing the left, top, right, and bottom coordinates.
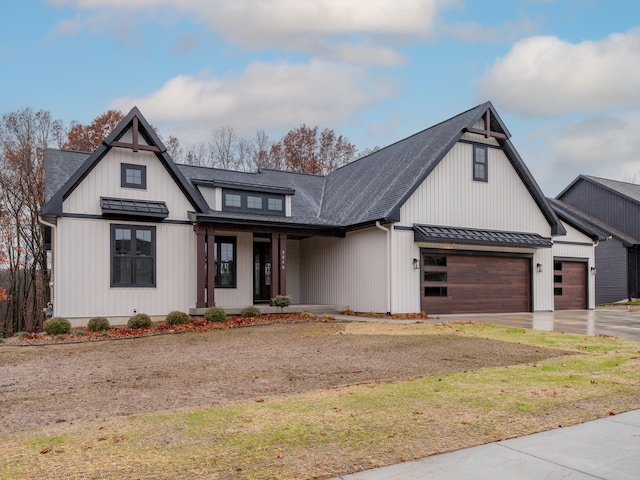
(63, 148, 194, 220)
(56, 143, 198, 325)
(553, 221, 596, 309)
(53, 218, 195, 325)
(299, 227, 387, 312)
(394, 140, 557, 312)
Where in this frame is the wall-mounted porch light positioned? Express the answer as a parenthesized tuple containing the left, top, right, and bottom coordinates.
(590, 266, 596, 275)
(536, 263, 543, 273)
(413, 258, 420, 270)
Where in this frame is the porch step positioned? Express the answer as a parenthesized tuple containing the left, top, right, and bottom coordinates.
(189, 304, 349, 316)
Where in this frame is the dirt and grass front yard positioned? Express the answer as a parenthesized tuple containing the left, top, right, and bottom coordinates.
(1, 320, 639, 479)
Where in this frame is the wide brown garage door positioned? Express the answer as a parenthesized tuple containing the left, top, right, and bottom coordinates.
(421, 251, 531, 315)
(554, 260, 587, 310)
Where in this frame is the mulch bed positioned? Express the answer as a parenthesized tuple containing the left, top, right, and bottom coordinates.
(1, 313, 341, 346)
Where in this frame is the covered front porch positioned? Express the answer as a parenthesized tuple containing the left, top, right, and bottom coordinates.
(190, 221, 346, 313)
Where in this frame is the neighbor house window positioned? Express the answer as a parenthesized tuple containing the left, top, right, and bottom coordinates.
(214, 236, 236, 288)
(111, 224, 155, 287)
(473, 145, 488, 182)
(121, 163, 146, 189)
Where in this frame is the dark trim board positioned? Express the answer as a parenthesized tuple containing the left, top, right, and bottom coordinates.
(554, 241, 595, 247)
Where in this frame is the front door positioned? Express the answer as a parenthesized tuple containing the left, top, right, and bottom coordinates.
(253, 241, 271, 303)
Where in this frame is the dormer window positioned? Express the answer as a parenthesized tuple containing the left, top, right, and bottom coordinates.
(121, 163, 146, 189)
(473, 145, 488, 182)
(222, 189, 285, 216)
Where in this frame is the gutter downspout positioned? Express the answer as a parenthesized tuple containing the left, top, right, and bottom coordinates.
(37, 215, 56, 316)
(376, 221, 392, 315)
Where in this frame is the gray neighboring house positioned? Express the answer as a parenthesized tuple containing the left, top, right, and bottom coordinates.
(555, 175, 640, 303)
(40, 102, 595, 326)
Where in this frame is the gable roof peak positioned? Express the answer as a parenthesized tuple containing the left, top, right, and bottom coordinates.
(103, 106, 167, 154)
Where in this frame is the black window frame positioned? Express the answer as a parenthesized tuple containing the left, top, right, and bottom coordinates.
(473, 144, 488, 182)
(121, 163, 147, 189)
(221, 189, 285, 216)
(110, 224, 156, 287)
(214, 236, 237, 288)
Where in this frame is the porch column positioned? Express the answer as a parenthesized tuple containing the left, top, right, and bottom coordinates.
(271, 233, 280, 300)
(206, 228, 216, 307)
(196, 226, 206, 308)
(279, 234, 287, 296)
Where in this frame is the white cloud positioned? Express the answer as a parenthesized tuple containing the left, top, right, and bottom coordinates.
(522, 110, 640, 196)
(50, 0, 452, 65)
(111, 60, 397, 143)
(477, 29, 640, 116)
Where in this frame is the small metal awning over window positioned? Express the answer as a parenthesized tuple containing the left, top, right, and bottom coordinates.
(101, 197, 169, 220)
(413, 224, 552, 248)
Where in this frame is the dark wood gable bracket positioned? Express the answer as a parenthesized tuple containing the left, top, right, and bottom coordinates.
(464, 109, 507, 140)
(108, 116, 161, 153)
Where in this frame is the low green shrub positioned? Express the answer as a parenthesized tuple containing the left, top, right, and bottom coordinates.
(204, 307, 226, 323)
(165, 311, 189, 325)
(127, 313, 152, 329)
(87, 317, 110, 332)
(240, 306, 261, 317)
(272, 295, 292, 309)
(301, 311, 316, 319)
(43, 317, 71, 335)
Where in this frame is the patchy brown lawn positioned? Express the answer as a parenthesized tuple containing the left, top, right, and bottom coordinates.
(1, 321, 567, 435)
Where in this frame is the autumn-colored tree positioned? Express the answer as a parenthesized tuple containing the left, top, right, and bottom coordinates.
(0, 108, 64, 334)
(264, 125, 356, 175)
(62, 110, 124, 152)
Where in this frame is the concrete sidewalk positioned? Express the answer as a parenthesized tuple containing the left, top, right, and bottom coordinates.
(332, 410, 640, 480)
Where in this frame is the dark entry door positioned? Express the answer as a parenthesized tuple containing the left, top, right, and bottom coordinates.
(253, 241, 271, 303)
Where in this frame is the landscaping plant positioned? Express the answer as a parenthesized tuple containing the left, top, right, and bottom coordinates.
(165, 311, 189, 325)
(86, 317, 110, 332)
(43, 317, 71, 335)
(204, 307, 226, 323)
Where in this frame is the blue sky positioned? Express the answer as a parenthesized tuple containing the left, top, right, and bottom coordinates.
(2, 1, 640, 196)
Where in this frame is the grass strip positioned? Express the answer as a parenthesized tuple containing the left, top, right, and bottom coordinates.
(1, 322, 638, 479)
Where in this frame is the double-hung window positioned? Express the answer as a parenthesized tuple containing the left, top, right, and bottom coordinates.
(111, 225, 156, 287)
(473, 145, 488, 182)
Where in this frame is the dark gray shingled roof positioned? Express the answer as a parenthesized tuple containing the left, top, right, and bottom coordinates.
(583, 175, 640, 204)
(319, 102, 564, 235)
(413, 224, 553, 248)
(177, 164, 328, 224)
(548, 198, 637, 246)
(42, 103, 565, 238)
(44, 149, 90, 203)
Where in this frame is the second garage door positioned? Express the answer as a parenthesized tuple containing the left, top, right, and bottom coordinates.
(554, 260, 587, 310)
(421, 251, 531, 315)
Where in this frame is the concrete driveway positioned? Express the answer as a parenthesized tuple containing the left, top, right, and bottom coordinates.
(435, 308, 640, 341)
